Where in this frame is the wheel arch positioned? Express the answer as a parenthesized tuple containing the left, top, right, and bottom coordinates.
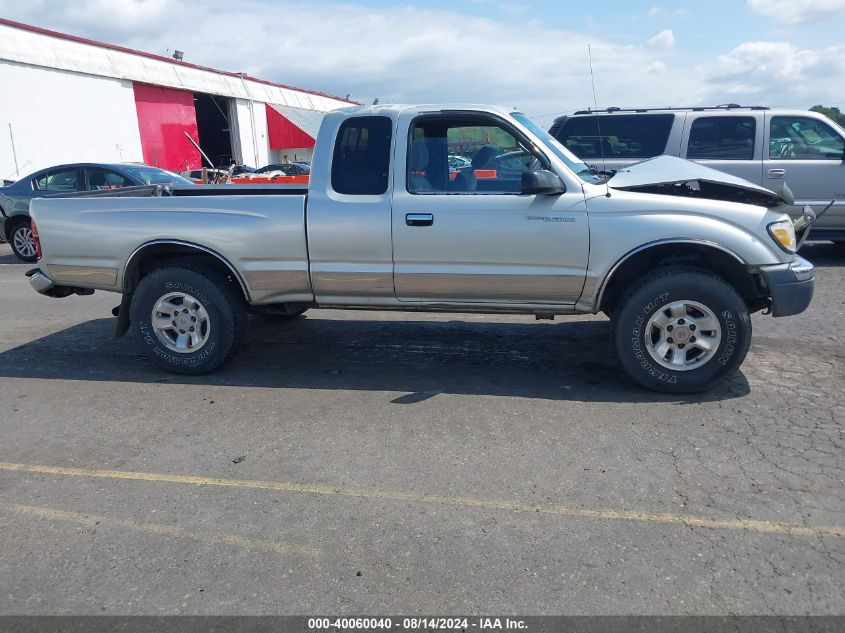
(122, 240, 250, 301)
(114, 240, 250, 339)
(4, 213, 31, 241)
(596, 239, 764, 314)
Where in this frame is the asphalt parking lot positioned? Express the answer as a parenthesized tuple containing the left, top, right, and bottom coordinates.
(0, 242, 843, 615)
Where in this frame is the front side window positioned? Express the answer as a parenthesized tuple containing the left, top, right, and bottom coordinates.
(408, 114, 545, 194)
(769, 116, 845, 160)
(687, 116, 756, 160)
(86, 168, 131, 190)
(331, 116, 392, 195)
(554, 114, 674, 159)
(33, 168, 78, 192)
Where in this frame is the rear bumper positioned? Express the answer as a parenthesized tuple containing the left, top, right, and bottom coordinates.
(26, 267, 94, 298)
(26, 267, 55, 295)
(758, 256, 814, 317)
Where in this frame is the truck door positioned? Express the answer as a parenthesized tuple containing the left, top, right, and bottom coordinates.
(391, 111, 589, 305)
(763, 113, 845, 232)
(306, 115, 396, 304)
(680, 113, 763, 184)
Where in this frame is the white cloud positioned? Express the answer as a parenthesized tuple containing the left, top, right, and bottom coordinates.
(648, 29, 676, 47)
(747, 0, 845, 25)
(0, 0, 698, 117)
(697, 41, 845, 104)
(0, 1, 842, 119)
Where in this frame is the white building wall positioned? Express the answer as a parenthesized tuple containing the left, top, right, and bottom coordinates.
(0, 61, 143, 181)
(0, 22, 352, 113)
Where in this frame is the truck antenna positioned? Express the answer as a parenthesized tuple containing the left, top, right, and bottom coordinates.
(588, 44, 610, 195)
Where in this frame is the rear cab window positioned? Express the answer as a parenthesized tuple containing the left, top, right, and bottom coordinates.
(686, 116, 756, 160)
(331, 116, 392, 195)
(552, 114, 674, 159)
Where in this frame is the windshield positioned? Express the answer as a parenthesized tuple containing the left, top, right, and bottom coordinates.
(511, 112, 606, 184)
(122, 166, 194, 186)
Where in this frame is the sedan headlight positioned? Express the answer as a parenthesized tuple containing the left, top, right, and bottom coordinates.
(768, 219, 797, 253)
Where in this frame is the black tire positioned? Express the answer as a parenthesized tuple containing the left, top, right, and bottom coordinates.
(8, 220, 37, 262)
(611, 267, 752, 393)
(249, 305, 308, 321)
(130, 266, 247, 374)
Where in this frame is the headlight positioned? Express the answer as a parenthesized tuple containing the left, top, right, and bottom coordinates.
(768, 219, 796, 253)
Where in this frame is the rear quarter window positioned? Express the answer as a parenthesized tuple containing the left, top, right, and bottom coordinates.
(331, 116, 392, 195)
(553, 114, 674, 159)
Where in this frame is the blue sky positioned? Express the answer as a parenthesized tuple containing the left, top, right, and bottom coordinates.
(2, 0, 844, 125)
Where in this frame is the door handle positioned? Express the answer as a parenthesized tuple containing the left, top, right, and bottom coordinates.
(406, 213, 434, 227)
(767, 168, 786, 178)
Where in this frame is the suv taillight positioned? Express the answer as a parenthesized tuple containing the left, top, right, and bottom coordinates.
(31, 219, 42, 260)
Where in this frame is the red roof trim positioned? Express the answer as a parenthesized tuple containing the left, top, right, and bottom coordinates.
(0, 17, 359, 105)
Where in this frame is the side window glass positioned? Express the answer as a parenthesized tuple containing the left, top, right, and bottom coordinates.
(33, 169, 78, 191)
(331, 116, 392, 195)
(408, 115, 543, 194)
(770, 116, 845, 159)
(554, 114, 674, 159)
(687, 116, 756, 160)
(87, 169, 131, 190)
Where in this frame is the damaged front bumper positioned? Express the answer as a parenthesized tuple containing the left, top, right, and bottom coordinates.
(758, 256, 814, 317)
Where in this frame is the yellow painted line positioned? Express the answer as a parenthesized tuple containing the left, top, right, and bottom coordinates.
(0, 461, 842, 539)
(2, 503, 320, 558)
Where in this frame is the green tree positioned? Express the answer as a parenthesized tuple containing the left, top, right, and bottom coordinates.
(810, 105, 845, 127)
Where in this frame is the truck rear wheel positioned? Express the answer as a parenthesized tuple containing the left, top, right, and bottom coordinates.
(130, 266, 247, 374)
(611, 267, 751, 393)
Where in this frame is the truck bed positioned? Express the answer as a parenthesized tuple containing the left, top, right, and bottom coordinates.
(31, 185, 312, 304)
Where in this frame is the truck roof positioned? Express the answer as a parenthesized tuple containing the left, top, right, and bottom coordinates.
(337, 103, 518, 117)
(562, 106, 820, 118)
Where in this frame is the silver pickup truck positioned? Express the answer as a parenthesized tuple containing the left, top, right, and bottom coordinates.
(26, 104, 815, 393)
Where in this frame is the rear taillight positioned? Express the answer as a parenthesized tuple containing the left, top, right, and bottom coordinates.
(31, 219, 42, 260)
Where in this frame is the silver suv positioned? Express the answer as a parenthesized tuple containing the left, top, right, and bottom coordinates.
(550, 105, 845, 242)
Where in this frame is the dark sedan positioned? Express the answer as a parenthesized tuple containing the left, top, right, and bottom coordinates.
(0, 163, 193, 261)
(254, 162, 311, 176)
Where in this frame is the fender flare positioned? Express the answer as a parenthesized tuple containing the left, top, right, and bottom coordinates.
(592, 238, 748, 312)
(122, 239, 250, 301)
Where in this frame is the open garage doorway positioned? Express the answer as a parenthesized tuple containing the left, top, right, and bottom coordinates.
(193, 92, 234, 169)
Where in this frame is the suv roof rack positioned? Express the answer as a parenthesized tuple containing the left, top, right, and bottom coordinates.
(571, 104, 770, 115)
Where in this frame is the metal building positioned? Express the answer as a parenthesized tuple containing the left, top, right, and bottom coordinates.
(0, 18, 354, 181)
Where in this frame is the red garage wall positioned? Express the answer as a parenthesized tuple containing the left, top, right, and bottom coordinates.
(133, 83, 201, 172)
(266, 103, 316, 149)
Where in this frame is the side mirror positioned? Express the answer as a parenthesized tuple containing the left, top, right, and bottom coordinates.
(521, 169, 565, 195)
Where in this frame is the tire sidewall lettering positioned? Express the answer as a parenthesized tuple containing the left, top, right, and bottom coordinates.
(629, 291, 677, 383)
(138, 278, 221, 369)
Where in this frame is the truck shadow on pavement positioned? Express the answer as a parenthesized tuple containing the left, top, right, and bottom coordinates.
(0, 314, 750, 403)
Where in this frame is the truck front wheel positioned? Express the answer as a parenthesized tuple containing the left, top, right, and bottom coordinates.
(611, 267, 752, 393)
(130, 266, 247, 374)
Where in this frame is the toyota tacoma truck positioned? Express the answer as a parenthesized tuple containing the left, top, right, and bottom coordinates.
(26, 104, 815, 393)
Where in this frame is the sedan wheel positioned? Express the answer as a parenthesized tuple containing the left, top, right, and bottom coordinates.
(10, 224, 37, 262)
